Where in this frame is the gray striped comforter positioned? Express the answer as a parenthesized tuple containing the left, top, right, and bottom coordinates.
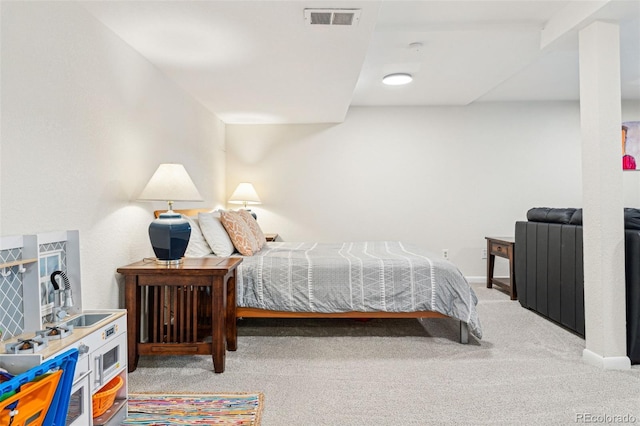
(236, 241, 482, 338)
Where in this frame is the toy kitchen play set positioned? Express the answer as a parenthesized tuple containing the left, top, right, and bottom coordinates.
(0, 230, 127, 426)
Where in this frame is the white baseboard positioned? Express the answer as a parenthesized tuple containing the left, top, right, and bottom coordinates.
(582, 349, 631, 370)
(465, 276, 486, 284)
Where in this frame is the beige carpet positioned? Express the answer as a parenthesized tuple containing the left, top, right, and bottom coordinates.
(128, 283, 640, 425)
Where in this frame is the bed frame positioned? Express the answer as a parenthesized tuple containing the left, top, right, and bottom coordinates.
(155, 209, 470, 343)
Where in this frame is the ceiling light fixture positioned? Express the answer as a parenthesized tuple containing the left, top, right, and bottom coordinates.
(382, 73, 413, 86)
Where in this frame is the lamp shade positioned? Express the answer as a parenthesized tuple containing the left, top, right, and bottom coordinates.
(138, 163, 203, 205)
(228, 183, 261, 207)
(138, 163, 203, 264)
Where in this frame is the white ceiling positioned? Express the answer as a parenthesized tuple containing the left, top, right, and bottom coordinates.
(81, 1, 640, 124)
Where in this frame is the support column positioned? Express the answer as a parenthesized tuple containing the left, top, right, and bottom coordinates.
(579, 21, 630, 369)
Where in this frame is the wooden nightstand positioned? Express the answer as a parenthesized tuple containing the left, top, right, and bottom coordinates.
(265, 233, 278, 242)
(118, 257, 242, 373)
(485, 236, 517, 300)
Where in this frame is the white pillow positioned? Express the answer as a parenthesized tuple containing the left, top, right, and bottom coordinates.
(183, 215, 212, 257)
(198, 211, 235, 256)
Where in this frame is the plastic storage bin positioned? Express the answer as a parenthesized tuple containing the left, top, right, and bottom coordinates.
(92, 375, 123, 418)
(0, 348, 78, 426)
(0, 371, 61, 426)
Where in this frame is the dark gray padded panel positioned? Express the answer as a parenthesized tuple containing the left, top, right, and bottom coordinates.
(547, 224, 562, 323)
(575, 228, 584, 336)
(560, 226, 577, 331)
(526, 223, 538, 309)
(515, 222, 528, 307)
(624, 230, 640, 363)
(536, 225, 549, 316)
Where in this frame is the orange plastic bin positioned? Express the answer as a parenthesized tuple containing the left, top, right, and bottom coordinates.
(0, 349, 78, 426)
(0, 370, 62, 426)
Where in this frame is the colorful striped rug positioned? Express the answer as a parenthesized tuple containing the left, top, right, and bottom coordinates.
(122, 393, 263, 425)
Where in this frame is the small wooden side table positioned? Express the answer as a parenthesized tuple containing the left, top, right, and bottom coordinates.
(264, 233, 278, 242)
(117, 257, 242, 373)
(485, 236, 517, 300)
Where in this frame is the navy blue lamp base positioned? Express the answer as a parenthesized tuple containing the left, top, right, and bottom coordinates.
(148, 212, 191, 264)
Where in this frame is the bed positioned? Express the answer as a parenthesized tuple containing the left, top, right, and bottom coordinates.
(157, 209, 483, 343)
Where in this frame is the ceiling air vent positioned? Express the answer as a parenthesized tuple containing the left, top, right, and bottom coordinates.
(304, 9, 361, 26)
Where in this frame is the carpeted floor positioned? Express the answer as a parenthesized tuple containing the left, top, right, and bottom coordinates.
(128, 283, 640, 425)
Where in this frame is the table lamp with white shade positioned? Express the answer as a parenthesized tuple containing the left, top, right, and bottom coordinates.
(138, 163, 203, 264)
(228, 182, 261, 218)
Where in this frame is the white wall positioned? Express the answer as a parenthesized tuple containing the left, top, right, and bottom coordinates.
(227, 102, 640, 278)
(0, 3, 226, 309)
(1, 2, 638, 305)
